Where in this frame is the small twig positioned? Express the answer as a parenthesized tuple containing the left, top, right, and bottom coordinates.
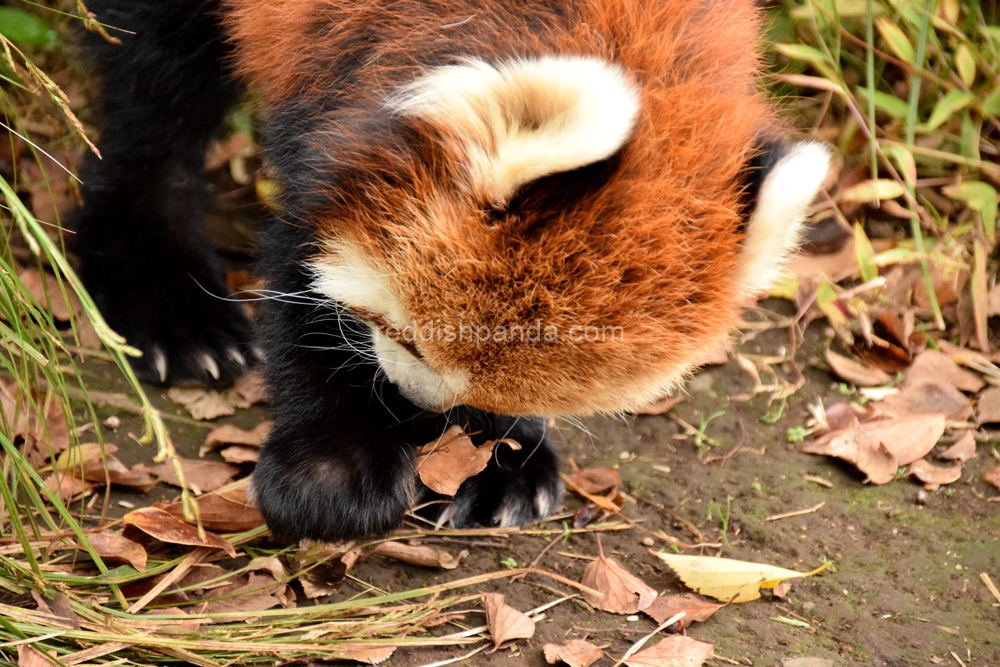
(950, 651, 968, 667)
(803, 475, 834, 488)
(128, 547, 210, 614)
(766, 502, 826, 522)
(632, 492, 708, 544)
(980, 572, 1000, 604)
(702, 420, 746, 467)
(511, 534, 562, 582)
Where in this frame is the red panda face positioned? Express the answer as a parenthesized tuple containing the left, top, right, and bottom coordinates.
(305, 56, 829, 417)
(225, 0, 830, 417)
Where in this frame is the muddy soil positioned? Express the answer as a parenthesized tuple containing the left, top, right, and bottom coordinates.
(80, 307, 999, 667)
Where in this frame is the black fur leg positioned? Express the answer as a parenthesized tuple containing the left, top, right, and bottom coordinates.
(73, 0, 250, 386)
(426, 410, 564, 529)
(251, 220, 442, 543)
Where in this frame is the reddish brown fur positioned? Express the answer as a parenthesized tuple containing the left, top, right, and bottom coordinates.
(221, 0, 775, 416)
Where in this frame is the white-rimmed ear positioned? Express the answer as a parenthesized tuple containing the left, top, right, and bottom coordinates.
(737, 141, 831, 295)
(390, 56, 640, 204)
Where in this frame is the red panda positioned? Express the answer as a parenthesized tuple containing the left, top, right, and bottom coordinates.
(73, 0, 830, 541)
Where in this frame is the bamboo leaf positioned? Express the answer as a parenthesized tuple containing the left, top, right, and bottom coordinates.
(954, 44, 976, 87)
(876, 17, 915, 63)
(855, 87, 910, 119)
(921, 90, 975, 132)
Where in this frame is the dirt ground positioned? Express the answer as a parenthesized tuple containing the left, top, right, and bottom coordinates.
(80, 304, 999, 667)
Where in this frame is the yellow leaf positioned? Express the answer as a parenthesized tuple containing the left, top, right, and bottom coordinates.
(838, 179, 905, 203)
(651, 552, 832, 603)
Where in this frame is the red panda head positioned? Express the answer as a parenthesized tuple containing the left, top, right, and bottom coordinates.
(227, 0, 831, 417)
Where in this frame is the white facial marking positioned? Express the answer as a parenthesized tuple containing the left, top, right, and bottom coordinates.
(310, 240, 408, 326)
(372, 334, 469, 411)
(738, 141, 832, 295)
(390, 56, 641, 203)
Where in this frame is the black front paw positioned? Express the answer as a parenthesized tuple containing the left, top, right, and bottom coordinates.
(252, 420, 419, 543)
(79, 232, 253, 387)
(433, 413, 564, 529)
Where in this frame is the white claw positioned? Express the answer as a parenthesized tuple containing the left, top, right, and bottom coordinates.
(199, 353, 220, 380)
(227, 348, 247, 367)
(250, 345, 266, 363)
(436, 503, 457, 530)
(153, 347, 168, 384)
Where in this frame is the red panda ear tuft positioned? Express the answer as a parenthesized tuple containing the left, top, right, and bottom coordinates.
(388, 56, 640, 205)
(738, 141, 832, 296)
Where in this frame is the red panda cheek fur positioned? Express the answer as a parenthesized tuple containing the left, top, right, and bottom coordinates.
(223, 0, 778, 416)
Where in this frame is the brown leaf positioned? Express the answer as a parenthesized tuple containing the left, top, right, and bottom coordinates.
(372, 541, 468, 569)
(290, 541, 361, 598)
(581, 538, 657, 614)
(416, 426, 518, 496)
(864, 413, 948, 466)
(199, 572, 288, 613)
(159, 477, 265, 533)
(143, 607, 202, 636)
(55, 443, 156, 492)
(939, 432, 977, 463)
(44, 473, 97, 501)
(985, 466, 1000, 491)
(482, 592, 535, 648)
(18, 268, 73, 321)
(908, 459, 962, 489)
(166, 388, 236, 420)
(150, 458, 240, 494)
(825, 348, 892, 387)
(787, 238, 859, 283)
(18, 646, 58, 667)
(543, 639, 605, 667)
(201, 421, 272, 457)
(977, 386, 1000, 425)
(642, 594, 724, 629)
(633, 394, 683, 415)
(220, 446, 260, 464)
(880, 382, 971, 421)
(624, 635, 714, 667)
(904, 350, 984, 393)
(565, 467, 621, 495)
(803, 417, 897, 484)
(231, 371, 269, 407)
(123, 507, 237, 557)
(88, 530, 148, 571)
(329, 646, 396, 665)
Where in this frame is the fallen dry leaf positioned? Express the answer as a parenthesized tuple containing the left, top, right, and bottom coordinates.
(220, 446, 260, 464)
(329, 646, 396, 665)
(825, 348, 891, 387)
(290, 541, 362, 598)
(543, 639, 605, 667)
(150, 458, 241, 494)
(908, 458, 962, 489)
(18, 268, 74, 321)
(200, 421, 272, 457)
(416, 426, 518, 496)
(167, 388, 236, 420)
(879, 381, 971, 421)
(199, 572, 289, 613)
(903, 350, 984, 393)
(651, 552, 830, 603)
(582, 538, 657, 614)
(977, 386, 1000, 425)
(565, 466, 621, 494)
(939, 432, 977, 463)
(985, 466, 1000, 491)
(87, 530, 147, 571)
(159, 477, 265, 533)
(45, 473, 97, 501)
(123, 507, 237, 557)
(642, 594, 725, 629)
(372, 541, 468, 569)
(482, 592, 535, 648)
(232, 371, 269, 406)
(143, 607, 202, 636)
(55, 443, 156, 492)
(18, 645, 58, 667)
(623, 635, 714, 667)
(803, 417, 896, 484)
